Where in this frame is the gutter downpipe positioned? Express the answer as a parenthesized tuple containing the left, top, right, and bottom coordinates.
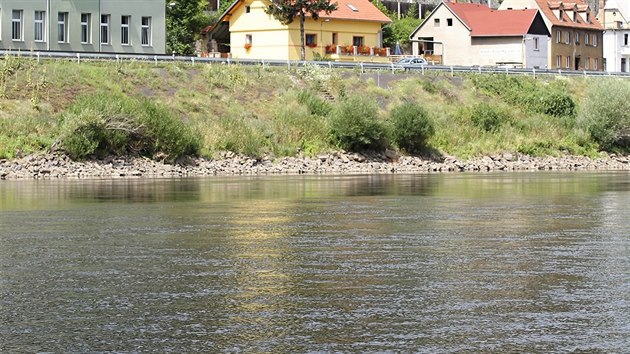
(47, 0, 51, 51)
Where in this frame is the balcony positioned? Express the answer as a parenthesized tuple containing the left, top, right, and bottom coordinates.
(324, 44, 391, 63)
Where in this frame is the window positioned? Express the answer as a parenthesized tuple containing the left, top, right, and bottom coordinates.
(566, 55, 571, 68)
(57, 12, 68, 43)
(100, 15, 110, 44)
(585, 57, 589, 70)
(533, 36, 539, 50)
(434, 18, 440, 27)
(352, 36, 364, 47)
(245, 6, 251, 13)
(34, 11, 45, 42)
(565, 31, 570, 44)
(245, 34, 252, 45)
(575, 32, 579, 44)
(121, 15, 131, 45)
(556, 55, 561, 68)
(622, 58, 627, 72)
(586, 13, 590, 22)
(594, 58, 598, 70)
(556, 31, 561, 43)
(625, 34, 629, 46)
(12, 10, 23, 41)
(141, 17, 151, 46)
(585, 33, 589, 45)
(305, 33, 317, 47)
(81, 13, 91, 44)
(593, 34, 597, 47)
(332, 32, 338, 45)
(447, 18, 453, 26)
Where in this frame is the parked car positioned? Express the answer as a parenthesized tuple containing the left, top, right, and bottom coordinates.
(397, 57, 428, 66)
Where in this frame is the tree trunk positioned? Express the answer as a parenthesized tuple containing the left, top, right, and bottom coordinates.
(299, 11, 306, 61)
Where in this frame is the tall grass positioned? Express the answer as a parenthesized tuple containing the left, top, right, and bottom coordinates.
(0, 59, 626, 162)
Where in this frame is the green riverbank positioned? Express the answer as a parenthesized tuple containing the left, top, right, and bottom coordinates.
(1, 56, 629, 162)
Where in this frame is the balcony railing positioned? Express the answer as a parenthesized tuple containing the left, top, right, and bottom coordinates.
(324, 44, 390, 57)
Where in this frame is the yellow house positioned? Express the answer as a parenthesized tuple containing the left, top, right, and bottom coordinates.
(202, 0, 392, 62)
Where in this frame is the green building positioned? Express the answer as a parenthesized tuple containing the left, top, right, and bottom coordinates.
(0, 0, 165, 54)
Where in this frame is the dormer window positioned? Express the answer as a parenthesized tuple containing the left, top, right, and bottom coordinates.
(559, 9, 563, 20)
(573, 12, 577, 22)
(586, 13, 590, 22)
(347, 4, 358, 12)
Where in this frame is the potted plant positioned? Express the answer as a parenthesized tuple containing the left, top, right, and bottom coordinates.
(244, 43, 252, 50)
(307, 42, 317, 48)
(325, 44, 337, 54)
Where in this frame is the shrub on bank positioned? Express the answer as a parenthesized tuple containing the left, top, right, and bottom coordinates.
(59, 93, 201, 160)
(471, 74, 575, 119)
(328, 95, 388, 152)
(297, 89, 332, 117)
(470, 102, 511, 132)
(577, 79, 630, 151)
(390, 102, 434, 153)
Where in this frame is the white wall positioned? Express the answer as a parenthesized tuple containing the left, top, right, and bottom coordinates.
(524, 34, 548, 68)
(603, 29, 630, 72)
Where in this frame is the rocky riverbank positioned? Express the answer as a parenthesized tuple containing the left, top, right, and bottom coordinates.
(1, 151, 629, 180)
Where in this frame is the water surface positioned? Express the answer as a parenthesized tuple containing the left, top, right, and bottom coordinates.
(1, 172, 629, 352)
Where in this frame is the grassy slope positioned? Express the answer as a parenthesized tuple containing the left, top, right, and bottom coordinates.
(0, 57, 624, 160)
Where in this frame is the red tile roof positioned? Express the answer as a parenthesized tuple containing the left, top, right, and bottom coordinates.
(319, 0, 392, 23)
(444, 2, 541, 37)
(534, 0, 603, 30)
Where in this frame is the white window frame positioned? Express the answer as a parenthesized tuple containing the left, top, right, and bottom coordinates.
(556, 31, 561, 43)
(594, 58, 598, 70)
(592, 34, 597, 47)
(556, 55, 561, 68)
(141, 16, 151, 46)
(34, 10, 45, 42)
(100, 14, 110, 45)
(566, 55, 571, 69)
(121, 15, 131, 45)
(12, 9, 23, 41)
(81, 13, 91, 44)
(57, 12, 68, 43)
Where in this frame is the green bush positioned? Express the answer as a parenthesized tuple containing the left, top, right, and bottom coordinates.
(328, 95, 388, 152)
(577, 79, 630, 150)
(470, 103, 511, 132)
(472, 74, 575, 118)
(297, 89, 332, 116)
(390, 102, 434, 153)
(59, 93, 201, 160)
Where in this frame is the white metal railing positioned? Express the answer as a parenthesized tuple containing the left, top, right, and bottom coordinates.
(2, 49, 630, 78)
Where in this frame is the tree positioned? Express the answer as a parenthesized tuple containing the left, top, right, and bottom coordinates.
(265, 0, 338, 61)
(381, 4, 423, 51)
(166, 0, 210, 55)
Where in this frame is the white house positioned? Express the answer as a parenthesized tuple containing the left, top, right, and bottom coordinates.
(409, 1, 550, 68)
(600, 0, 630, 72)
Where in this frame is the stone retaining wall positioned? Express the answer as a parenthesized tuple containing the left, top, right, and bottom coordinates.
(1, 151, 629, 180)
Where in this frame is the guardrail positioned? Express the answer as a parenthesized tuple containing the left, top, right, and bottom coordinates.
(2, 49, 630, 79)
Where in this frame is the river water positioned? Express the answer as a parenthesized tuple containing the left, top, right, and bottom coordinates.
(1, 172, 629, 353)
